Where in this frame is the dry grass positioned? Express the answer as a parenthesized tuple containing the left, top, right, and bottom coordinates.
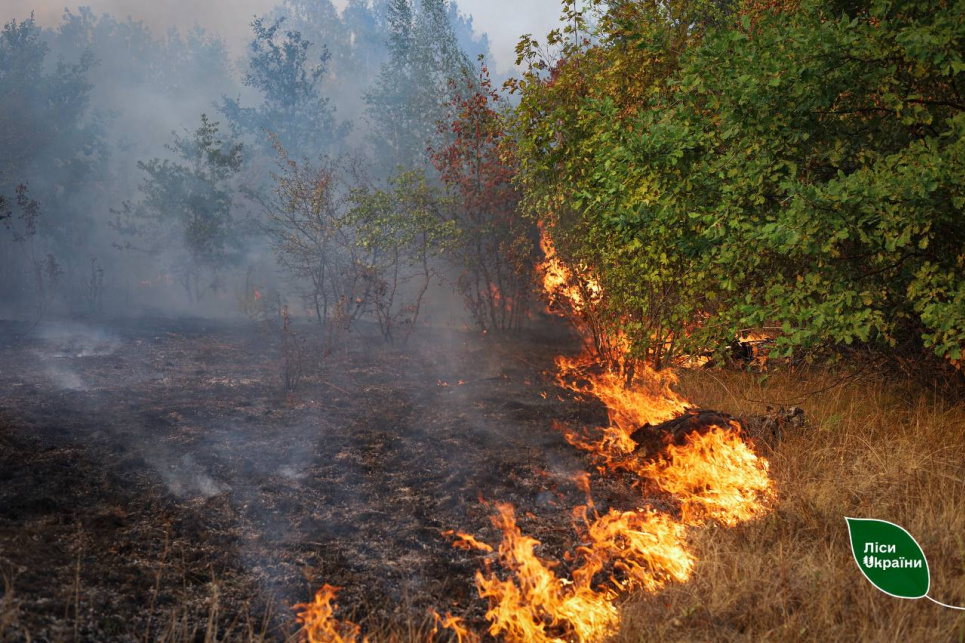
(615, 366, 965, 642)
(1, 566, 21, 639)
(0, 557, 446, 643)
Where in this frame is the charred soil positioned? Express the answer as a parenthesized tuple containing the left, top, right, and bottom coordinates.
(0, 317, 658, 641)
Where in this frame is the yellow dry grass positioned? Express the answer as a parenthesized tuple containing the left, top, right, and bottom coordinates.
(615, 366, 965, 642)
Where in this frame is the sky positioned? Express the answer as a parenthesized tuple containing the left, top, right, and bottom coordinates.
(1, 0, 563, 72)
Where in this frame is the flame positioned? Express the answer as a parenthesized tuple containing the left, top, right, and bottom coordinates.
(572, 506, 694, 593)
(641, 423, 774, 526)
(538, 225, 601, 314)
(456, 228, 776, 641)
(557, 364, 773, 526)
(298, 228, 776, 642)
(471, 394, 773, 642)
(475, 503, 619, 643)
(556, 355, 688, 434)
(553, 353, 689, 480)
(430, 610, 479, 643)
(294, 585, 366, 643)
(445, 530, 495, 553)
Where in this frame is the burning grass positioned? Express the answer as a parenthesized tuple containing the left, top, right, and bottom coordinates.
(443, 353, 775, 642)
(640, 425, 774, 527)
(616, 366, 965, 641)
(295, 585, 364, 643)
(299, 224, 778, 642)
(2, 312, 962, 641)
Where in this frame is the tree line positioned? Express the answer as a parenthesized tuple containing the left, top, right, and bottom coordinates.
(512, 0, 964, 369)
(2, 0, 963, 371)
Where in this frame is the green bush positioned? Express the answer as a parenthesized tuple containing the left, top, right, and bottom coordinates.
(513, 0, 965, 366)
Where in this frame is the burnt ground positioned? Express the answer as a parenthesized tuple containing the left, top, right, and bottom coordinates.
(0, 316, 658, 641)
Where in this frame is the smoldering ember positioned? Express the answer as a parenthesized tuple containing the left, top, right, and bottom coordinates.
(1, 1, 963, 642)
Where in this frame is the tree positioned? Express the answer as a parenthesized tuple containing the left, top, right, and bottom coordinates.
(112, 115, 244, 302)
(265, 144, 372, 352)
(1, 184, 62, 309)
(667, 0, 965, 364)
(342, 0, 392, 88)
(511, 0, 706, 370)
(0, 16, 102, 205)
(347, 170, 456, 342)
(432, 63, 536, 334)
(0, 16, 103, 302)
(364, 0, 474, 171)
(221, 17, 350, 159)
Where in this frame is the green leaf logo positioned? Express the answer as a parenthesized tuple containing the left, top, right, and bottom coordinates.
(845, 517, 929, 599)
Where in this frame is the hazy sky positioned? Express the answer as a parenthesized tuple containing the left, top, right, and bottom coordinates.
(1, 0, 563, 72)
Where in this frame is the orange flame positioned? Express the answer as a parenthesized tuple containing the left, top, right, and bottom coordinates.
(430, 610, 479, 643)
(556, 354, 688, 433)
(573, 506, 694, 593)
(456, 225, 776, 640)
(299, 229, 776, 641)
(641, 424, 774, 526)
(294, 585, 366, 643)
(537, 225, 601, 314)
(445, 530, 495, 553)
(475, 503, 619, 643)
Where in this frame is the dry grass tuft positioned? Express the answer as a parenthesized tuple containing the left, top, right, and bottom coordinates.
(615, 366, 965, 642)
(1, 565, 22, 639)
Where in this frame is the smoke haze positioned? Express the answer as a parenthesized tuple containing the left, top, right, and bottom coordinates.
(1, 0, 561, 71)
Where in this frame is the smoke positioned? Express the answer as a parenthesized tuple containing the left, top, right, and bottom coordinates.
(0, 0, 552, 322)
(30, 322, 120, 390)
(0, 0, 561, 72)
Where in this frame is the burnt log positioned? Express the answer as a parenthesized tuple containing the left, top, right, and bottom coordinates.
(630, 406, 805, 455)
(630, 410, 739, 456)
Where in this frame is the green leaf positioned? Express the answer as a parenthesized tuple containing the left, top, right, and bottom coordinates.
(846, 517, 930, 599)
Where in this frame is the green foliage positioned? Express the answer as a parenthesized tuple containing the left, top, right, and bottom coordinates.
(513, 0, 965, 367)
(221, 17, 349, 158)
(112, 114, 244, 302)
(347, 169, 457, 341)
(349, 170, 456, 257)
(364, 0, 473, 171)
(512, 0, 713, 369)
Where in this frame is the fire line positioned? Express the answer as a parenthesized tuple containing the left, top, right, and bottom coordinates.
(297, 226, 775, 642)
